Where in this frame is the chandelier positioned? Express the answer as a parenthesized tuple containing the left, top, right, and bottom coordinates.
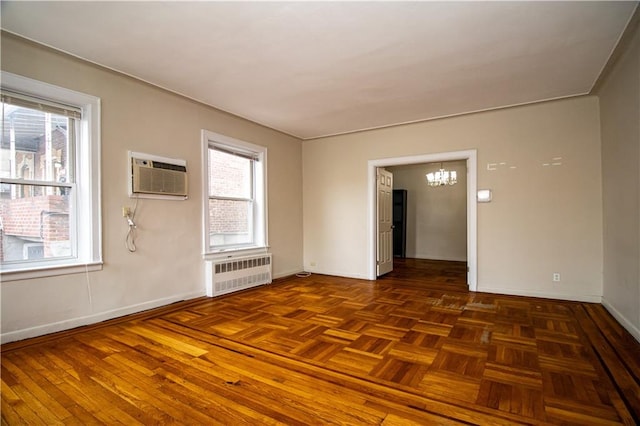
(426, 163, 457, 187)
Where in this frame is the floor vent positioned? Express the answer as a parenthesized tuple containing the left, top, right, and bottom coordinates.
(205, 254, 272, 297)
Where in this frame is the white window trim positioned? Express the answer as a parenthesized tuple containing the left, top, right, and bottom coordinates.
(0, 72, 102, 281)
(201, 130, 268, 259)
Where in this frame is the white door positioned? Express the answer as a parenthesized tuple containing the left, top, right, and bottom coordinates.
(377, 168, 393, 276)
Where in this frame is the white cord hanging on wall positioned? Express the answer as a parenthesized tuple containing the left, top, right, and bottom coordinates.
(124, 196, 139, 252)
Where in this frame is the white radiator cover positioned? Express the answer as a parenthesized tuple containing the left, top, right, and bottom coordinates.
(205, 254, 272, 297)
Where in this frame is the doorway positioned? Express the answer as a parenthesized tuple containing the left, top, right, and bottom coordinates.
(393, 189, 407, 258)
(368, 150, 477, 291)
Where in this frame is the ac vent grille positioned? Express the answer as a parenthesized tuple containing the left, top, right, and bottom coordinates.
(133, 166, 187, 196)
(129, 153, 188, 198)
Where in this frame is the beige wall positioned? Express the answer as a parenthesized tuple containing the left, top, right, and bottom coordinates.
(5, 27, 632, 340)
(597, 20, 640, 340)
(303, 96, 603, 301)
(388, 161, 467, 261)
(0, 34, 304, 342)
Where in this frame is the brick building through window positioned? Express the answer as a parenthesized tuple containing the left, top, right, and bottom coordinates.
(1, 99, 74, 262)
(203, 130, 266, 253)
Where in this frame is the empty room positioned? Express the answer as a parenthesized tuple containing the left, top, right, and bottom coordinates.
(1, 2, 639, 424)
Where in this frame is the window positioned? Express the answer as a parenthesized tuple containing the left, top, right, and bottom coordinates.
(202, 130, 267, 254)
(0, 72, 101, 279)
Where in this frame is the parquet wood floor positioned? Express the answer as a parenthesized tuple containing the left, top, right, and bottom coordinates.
(2, 259, 639, 425)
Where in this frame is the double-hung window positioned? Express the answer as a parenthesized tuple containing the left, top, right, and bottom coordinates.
(202, 130, 266, 254)
(0, 72, 101, 279)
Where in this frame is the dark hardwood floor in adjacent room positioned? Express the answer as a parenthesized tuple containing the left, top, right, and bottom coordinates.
(2, 259, 639, 425)
(384, 258, 468, 291)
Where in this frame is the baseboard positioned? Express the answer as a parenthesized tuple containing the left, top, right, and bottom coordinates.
(305, 268, 369, 280)
(478, 286, 602, 303)
(412, 254, 468, 262)
(601, 297, 640, 343)
(0, 290, 205, 344)
(273, 269, 305, 280)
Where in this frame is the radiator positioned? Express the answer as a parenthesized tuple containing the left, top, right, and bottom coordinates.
(205, 254, 272, 297)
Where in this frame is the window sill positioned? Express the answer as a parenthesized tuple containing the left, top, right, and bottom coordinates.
(0, 261, 103, 282)
(203, 246, 269, 261)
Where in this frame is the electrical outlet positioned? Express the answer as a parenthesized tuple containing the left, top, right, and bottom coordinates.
(553, 273, 561, 282)
(122, 206, 131, 217)
(310, 261, 317, 267)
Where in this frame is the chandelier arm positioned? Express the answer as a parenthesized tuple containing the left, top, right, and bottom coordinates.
(425, 165, 458, 187)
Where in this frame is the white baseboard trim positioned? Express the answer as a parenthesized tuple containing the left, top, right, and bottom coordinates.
(477, 286, 602, 303)
(601, 298, 640, 343)
(412, 254, 468, 262)
(1, 290, 205, 344)
(305, 268, 369, 280)
(273, 269, 305, 279)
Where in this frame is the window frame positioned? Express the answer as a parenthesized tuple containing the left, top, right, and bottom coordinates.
(201, 130, 267, 257)
(0, 72, 102, 281)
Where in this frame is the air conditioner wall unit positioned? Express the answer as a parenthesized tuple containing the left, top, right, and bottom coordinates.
(129, 151, 188, 199)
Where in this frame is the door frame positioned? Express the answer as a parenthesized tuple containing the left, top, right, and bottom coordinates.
(367, 149, 477, 291)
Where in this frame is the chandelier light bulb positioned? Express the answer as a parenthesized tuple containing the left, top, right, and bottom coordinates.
(426, 164, 457, 187)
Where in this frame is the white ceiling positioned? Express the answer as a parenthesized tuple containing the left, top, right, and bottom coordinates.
(1, 1, 637, 140)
